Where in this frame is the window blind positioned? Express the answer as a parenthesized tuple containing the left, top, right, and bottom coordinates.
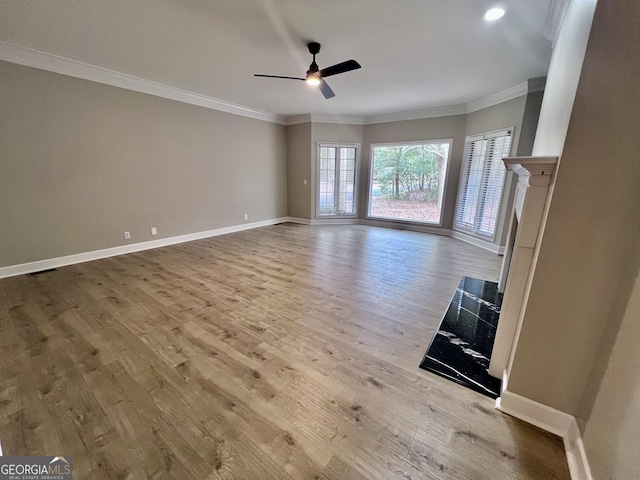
(455, 130, 512, 237)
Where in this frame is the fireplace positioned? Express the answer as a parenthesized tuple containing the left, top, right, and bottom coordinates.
(489, 156, 558, 381)
(419, 156, 557, 398)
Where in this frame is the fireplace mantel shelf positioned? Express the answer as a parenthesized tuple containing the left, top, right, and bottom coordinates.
(503, 156, 558, 178)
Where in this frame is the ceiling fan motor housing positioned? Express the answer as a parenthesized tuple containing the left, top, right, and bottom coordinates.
(307, 42, 321, 76)
(307, 62, 319, 75)
(307, 42, 321, 55)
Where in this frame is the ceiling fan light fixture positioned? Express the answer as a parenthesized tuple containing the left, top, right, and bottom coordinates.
(485, 7, 505, 21)
(254, 41, 360, 99)
(306, 72, 321, 86)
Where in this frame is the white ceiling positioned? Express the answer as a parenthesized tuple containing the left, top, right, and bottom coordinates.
(0, 0, 555, 118)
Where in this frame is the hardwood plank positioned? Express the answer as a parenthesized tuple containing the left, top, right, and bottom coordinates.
(0, 224, 570, 479)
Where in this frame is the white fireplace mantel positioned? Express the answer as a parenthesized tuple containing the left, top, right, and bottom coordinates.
(489, 156, 558, 380)
(504, 156, 557, 179)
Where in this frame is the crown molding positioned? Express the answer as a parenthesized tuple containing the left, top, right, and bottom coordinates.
(284, 113, 366, 126)
(283, 104, 467, 126)
(372, 80, 532, 122)
(0, 41, 287, 125)
(311, 113, 366, 125)
(543, 0, 571, 47)
(466, 82, 529, 113)
(1, 41, 542, 127)
(284, 114, 312, 125)
(363, 104, 467, 125)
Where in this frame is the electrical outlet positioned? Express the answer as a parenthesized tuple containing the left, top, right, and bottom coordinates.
(304, 179, 307, 185)
(151, 227, 157, 236)
(124, 231, 131, 240)
(244, 214, 249, 221)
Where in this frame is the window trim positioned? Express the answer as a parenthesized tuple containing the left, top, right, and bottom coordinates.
(315, 142, 360, 218)
(366, 138, 453, 228)
(453, 128, 514, 242)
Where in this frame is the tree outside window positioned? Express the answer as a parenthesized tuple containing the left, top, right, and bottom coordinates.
(369, 141, 450, 224)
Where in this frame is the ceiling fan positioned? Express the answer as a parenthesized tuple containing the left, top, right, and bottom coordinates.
(254, 42, 361, 99)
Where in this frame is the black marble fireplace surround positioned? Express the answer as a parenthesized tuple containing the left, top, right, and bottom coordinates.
(419, 276, 503, 398)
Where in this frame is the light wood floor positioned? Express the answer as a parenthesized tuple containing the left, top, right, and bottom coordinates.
(0, 224, 570, 479)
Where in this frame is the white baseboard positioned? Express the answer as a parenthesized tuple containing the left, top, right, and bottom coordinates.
(564, 418, 593, 480)
(360, 218, 451, 236)
(496, 388, 573, 437)
(0, 216, 505, 278)
(288, 216, 364, 226)
(450, 229, 505, 255)
(272, 217, 504, 255)
(310, 218, 359, 225)
(286, 216, 312, 225)
(496, 388, 592, 480)
(290, 216, 448, 232)
(0, 217, 288, 279)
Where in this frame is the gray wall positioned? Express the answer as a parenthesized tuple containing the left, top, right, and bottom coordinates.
(465, 96, 527, 154)
(507, 0, 640, 419)
(0, 61, 287, 267)
(0, 60, 539, 269)
(286, 122, 312, 219)
(516, 91, 543, 157)
(574, 1, 640, 477)
(581, 233, 640, 479)
(0, 53, 536, 267)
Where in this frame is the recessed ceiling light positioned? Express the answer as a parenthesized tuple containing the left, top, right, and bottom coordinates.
(485, 8, 505, 21)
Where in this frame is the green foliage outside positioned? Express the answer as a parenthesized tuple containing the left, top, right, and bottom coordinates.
(372, 144, 448, 203)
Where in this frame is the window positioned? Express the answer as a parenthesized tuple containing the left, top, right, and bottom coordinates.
(455, 129, 512, 238)
(368, 140, 451, 224)
(317, 144, 357, 216)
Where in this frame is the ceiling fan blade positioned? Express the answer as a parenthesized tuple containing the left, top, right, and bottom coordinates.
(319, 60, 361, 78)
(254, 74, 305, 81)
(318, 80, 335, 99)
